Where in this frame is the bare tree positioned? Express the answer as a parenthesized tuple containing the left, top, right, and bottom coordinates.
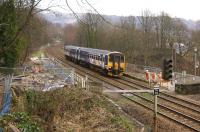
(77, 13, 102, 48)
(0, 0, 56, 54)
(138, 10, 155, 65)
(154, 12, 173, 49)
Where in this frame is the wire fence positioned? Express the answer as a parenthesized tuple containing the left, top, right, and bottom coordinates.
(0, 56, 92, 119)
(0, 59, 75, 91)
(174, 72, 200, 84)
(126, 63, 161, 74)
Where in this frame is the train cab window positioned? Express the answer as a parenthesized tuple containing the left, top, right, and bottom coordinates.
(121, 56, 125, 62)
(105, 55, 108, 65)
(109, 55, 114, 61)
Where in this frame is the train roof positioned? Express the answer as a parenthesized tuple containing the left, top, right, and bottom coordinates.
(64, 45, 79, 49)
(80, 47, 110, 55)
(65, 45, 123, 55)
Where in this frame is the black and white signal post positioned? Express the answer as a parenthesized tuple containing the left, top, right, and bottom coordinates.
(153, 85, 159, 132)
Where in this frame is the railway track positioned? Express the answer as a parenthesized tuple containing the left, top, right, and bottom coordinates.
(46, 46, 200, 132)
(122, 76, 200, 115)
(123, 75, 200, 106)
(123, 95, 200, 132)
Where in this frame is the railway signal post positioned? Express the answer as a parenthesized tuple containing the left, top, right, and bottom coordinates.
(162, 59, 173, 81)
(153, 85, 159, 132)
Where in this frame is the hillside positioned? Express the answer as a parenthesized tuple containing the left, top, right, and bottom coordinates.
(40, 11, 197, 30)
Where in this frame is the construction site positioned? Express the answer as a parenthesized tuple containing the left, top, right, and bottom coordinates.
(0, 52, 137, 131)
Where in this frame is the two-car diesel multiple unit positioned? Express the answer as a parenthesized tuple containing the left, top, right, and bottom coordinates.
(64, 45, 125, 77)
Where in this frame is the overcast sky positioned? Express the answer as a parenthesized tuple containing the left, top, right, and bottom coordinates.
(39, 0, 200, 20)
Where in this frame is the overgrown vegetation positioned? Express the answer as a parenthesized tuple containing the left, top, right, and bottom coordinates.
(2, 87, 134, 131)
(0, 0, 25, 67)
(0, 0, 61, 67)
(0, 112, 41, 131)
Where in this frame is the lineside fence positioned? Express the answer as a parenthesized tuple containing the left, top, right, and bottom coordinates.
(51, 57, 88, 89)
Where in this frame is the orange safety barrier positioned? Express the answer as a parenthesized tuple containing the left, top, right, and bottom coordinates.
(151, 73, 155, 81)
(145, 71, 163, 84)
(145, 70, 149, 81)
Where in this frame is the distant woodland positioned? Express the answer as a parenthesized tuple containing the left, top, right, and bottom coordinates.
(1, 0, 200, 75)
(63, 12, 200, 75)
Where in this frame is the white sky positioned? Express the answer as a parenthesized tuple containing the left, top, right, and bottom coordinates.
(39, 0, 200, 20)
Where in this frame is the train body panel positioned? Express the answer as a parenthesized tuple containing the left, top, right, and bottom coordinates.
(64, 45, 125, 77)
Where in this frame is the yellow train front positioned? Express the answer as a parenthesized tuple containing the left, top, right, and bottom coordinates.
(105, 52, 125, 77)
(64, 45, 126, 77)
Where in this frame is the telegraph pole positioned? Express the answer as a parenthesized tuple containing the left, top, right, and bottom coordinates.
(194, 47, 197, 76)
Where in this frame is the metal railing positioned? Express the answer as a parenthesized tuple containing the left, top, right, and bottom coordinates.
(174, 72, 200, 84)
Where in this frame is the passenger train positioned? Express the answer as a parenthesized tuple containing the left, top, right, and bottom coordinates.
(64, 45, 125, 77)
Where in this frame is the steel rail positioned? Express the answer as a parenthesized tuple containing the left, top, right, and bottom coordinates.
(122, 95, 200, 132)
(122, 76, 200, 113)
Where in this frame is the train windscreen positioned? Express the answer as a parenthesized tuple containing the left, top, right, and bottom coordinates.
(109, 54, 124, 62)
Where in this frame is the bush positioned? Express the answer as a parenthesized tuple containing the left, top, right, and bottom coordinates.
(0, 112, 42, 132)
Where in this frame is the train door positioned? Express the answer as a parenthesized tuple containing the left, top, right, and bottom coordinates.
(114, 55, 120, 73)
(110, 54, 120, 74)
(76, 49, 80, 63)
(101, 54, 104, 68)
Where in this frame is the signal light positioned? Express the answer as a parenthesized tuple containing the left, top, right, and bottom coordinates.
(162, 59, 173, 81)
